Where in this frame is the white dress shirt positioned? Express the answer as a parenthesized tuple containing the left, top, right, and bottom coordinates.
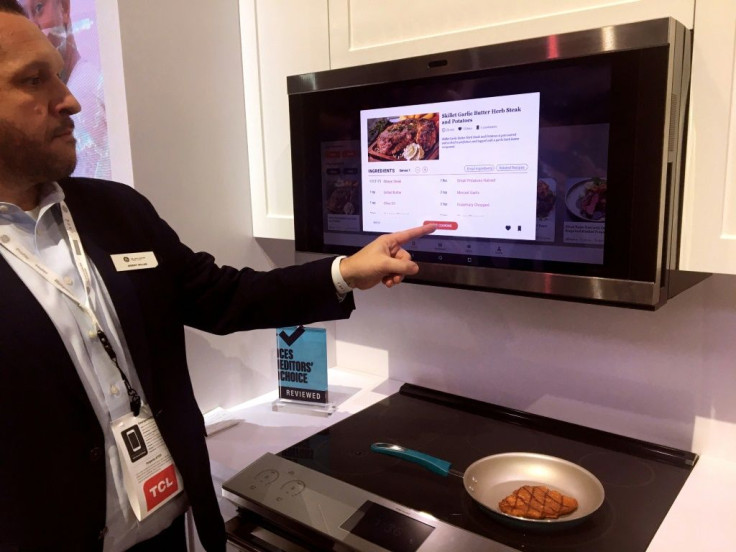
(0, 182, 187, 551)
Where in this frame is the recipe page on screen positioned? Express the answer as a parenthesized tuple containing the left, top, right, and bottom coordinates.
(360, 92, 540, 240)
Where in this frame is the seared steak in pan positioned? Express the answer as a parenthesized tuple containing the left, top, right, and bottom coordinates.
(499, 485, 578, 520)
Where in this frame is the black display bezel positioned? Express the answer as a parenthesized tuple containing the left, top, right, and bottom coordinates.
(291, 46, 669, 283)
(288, 18, 693, 309)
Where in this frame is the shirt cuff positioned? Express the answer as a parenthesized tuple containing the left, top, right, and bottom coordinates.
(331, 256, 353, 297)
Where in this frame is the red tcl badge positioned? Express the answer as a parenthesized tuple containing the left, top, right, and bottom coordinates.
(144, 464, 179, 511)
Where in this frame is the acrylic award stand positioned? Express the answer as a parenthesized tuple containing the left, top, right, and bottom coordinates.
(274, 326, 334, 417)
(272, 397, 336, 417)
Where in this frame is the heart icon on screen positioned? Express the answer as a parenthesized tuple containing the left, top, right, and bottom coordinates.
(505, 225, 511, 230)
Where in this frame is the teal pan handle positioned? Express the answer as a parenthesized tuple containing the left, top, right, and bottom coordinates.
(371, 442, 452, 476)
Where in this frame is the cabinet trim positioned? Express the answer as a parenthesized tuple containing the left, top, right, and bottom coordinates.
(238, 0, 295, 239)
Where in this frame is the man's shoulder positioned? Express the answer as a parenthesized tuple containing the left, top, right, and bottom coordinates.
(58, 177, 159, 227)
(59, 176, 146, 204)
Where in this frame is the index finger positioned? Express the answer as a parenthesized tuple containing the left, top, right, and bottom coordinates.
(388, 223, 437, 245)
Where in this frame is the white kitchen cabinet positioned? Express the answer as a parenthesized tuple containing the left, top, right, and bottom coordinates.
(326, 0, 694, 68)
(238, 0, 330, 240)
(679, 0, 736, 275)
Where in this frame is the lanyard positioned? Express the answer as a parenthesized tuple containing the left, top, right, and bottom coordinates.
(0, 201, 141, 415)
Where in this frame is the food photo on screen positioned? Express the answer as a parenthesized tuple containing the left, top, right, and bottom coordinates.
(565, 177, 607, 222)
(367, 113, 440, 162)
(536, 178, 556, 219)
(325, 179, 360, 216)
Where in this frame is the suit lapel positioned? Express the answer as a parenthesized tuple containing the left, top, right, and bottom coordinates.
(0, 255, 94, 410)
(82, 238, 156, 400)
(60, 183, 158, 406)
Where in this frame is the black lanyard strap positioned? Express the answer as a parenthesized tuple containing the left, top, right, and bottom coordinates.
(97, 331, 141, 416)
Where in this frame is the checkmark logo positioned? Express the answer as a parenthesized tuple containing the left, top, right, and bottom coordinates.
(279, 325, 305, 346)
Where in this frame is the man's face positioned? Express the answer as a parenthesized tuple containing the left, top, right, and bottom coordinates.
(0, 12, 81, 186)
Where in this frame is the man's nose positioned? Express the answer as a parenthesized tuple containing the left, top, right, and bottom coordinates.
(56, 79, 81, 116)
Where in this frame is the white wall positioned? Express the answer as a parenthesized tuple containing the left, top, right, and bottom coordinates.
(112, 0, 736, 461)
(115, 0, 298, 413)
(336, 274, 736, 459)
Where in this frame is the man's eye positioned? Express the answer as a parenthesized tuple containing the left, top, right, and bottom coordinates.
(25, 76, 42, 86)
(33, 2, 44, 16)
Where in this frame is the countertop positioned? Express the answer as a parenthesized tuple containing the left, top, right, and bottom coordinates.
(205, 368, 735, 551)
(205, 369, 403, 527)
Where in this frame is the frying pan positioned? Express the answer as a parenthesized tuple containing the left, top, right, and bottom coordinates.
(371, 443, 605, 526)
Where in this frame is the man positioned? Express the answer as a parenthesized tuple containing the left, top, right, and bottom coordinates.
(0, 2, 433, 550)
(20, 0, 110, 178)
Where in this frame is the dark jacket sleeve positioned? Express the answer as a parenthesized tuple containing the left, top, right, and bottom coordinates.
(65, 177, 355, 334)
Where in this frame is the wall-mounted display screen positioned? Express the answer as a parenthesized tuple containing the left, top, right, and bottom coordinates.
(289, 18, 692, 308)
(293, 52, 640, 271)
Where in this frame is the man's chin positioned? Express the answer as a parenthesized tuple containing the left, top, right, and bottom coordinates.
(59, 158, 78, 179)
(49, 144, 78, 178)
(44, 155, 78, 182)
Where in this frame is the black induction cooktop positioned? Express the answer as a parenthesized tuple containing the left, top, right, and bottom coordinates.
(274, 384, 697, 552)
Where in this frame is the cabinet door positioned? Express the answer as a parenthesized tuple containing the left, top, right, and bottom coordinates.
(239, 0, 330, 239)
(327, 0, 694, 68)
(679, 0, 736, 274)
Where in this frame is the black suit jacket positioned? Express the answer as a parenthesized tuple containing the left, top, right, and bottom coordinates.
(0, 178, 354, 551)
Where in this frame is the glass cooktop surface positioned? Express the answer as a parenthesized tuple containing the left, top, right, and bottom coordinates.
(276, 384, 696, 552)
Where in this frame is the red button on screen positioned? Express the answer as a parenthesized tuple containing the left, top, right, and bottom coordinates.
(424, 220, 458, 230)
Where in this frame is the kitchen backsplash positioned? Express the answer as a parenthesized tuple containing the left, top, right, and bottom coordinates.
(335, 273, 736, 458)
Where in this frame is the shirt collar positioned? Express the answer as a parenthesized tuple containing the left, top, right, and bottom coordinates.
(37, 182, 65, 220)
(0, 182, 65, 222)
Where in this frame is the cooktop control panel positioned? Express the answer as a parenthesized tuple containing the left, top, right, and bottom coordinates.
(223, 453, 516, 552)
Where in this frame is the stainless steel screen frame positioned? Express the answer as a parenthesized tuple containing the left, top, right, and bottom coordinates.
(290, 18, 703, 309)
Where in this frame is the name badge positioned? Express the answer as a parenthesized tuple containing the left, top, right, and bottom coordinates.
(111, 252, 158, 272)
(111, 406, 184, 521)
